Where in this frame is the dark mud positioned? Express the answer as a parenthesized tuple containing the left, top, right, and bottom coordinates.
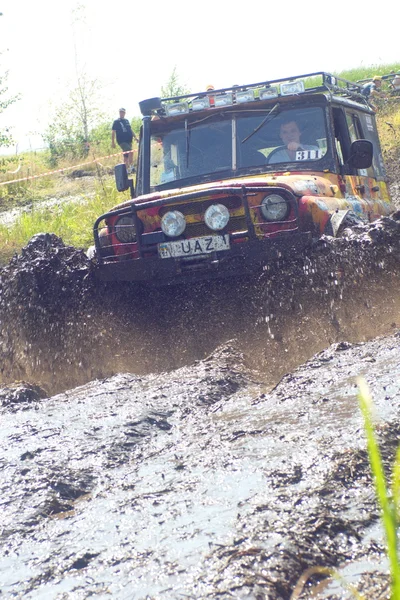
(1, 214, 400, 395)
(1, 216, 400, 598)
(1, 335, 399, 598)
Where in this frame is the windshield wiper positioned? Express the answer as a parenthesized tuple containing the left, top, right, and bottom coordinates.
(241, 103, 280, 144)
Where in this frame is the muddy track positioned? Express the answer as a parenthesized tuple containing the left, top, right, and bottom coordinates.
(1, 213, 400, 395)
(1, 335, 399, 598)
(1, 214, 400, 598)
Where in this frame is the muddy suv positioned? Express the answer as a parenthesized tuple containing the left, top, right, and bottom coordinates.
(93, 72, 395, 285)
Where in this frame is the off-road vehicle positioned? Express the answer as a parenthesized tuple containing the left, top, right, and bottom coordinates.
(92, 72, 395, 284)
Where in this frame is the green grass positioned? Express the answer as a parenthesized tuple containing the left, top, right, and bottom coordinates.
(291, 379, 400, 599)
(338, 64, 400, 83)
(0, 179, 131, 264)
(357, 378, 400, 600)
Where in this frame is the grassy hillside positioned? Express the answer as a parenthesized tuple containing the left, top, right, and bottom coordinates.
(0, 64, 399, 265)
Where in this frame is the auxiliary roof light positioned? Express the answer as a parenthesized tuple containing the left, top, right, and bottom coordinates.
(214, 93, 233, 107)
(280, 80, 305, 96)
(258, 86, 279, 100)
(164, 102, 189, 116)
(192, 96, 211, 111)
(235, 89, 255, 103)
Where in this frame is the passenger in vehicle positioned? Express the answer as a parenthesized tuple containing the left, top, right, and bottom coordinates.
(267, 120, 319, 163)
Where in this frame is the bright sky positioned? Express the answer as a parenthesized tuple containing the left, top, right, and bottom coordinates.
(0, 0, 398, 152)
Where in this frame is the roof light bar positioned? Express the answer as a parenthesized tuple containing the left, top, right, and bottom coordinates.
(214, 92, 233, 107)
(192, 96, 211, 111)
(258, 86, 279, 100)
(164, 102, 189, 116)
(280, 80, 305, 96)
(235, 89, 255, 103)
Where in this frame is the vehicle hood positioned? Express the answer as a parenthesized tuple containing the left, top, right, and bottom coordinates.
(114, 173, 337, 210)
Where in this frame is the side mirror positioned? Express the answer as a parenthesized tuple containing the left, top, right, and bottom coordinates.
(115, 163, 130, 192)
(347, 139, 373, 169)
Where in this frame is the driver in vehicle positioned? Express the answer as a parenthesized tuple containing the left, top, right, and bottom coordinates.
(268, 119, 319, 163)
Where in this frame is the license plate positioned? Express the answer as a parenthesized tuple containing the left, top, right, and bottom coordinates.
(158, 234, 230, 259)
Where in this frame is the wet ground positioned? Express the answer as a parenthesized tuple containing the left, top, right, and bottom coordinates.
(1, 213, 400, 599)
(0, 193, 91, 227)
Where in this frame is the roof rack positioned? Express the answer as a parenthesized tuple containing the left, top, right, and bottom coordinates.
(357, 72, 400, 84)
(139, 72, 369, 117)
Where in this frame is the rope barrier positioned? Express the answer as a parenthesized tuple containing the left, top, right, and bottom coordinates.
(0, 148, 137, 187)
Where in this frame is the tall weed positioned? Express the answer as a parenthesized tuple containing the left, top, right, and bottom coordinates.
(291, 379, 400, 599)
(357, 378, 400, 600)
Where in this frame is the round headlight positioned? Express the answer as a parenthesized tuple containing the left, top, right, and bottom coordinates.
(161, 211, 186, 237)
(115, 216, 137, 243)
(260, 194, 289, 221)
(204, 203, 230, 231)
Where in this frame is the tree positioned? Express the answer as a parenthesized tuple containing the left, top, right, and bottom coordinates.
(43, 80, 107, 166)
(161, 67, 191, 98)
(130, 116, 141, 138)
(0, 69, 19, 147)
(42, 4, 109, 165)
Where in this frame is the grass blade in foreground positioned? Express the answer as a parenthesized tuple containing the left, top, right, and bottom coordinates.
(357, 377, 400, 600)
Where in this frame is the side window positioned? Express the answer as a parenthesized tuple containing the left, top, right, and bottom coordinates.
(346, 112, 375, 177)
(332, 107, 353, 174)
(359, 113, 386, 180)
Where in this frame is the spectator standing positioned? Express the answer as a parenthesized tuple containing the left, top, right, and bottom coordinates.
(112, 108, 138, 173)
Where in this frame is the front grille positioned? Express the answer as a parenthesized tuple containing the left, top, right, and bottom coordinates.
(158, 195, 246, 238)
(185, 215, 247, 238)
(158, 195, 242, 218)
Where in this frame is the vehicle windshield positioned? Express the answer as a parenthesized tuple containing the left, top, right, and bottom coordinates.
(149, 106, 327, 188)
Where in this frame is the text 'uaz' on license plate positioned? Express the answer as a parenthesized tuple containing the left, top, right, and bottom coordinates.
(158, 234, 230, 259)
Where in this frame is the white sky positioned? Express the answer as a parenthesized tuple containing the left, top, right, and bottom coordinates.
(0, 0, 398, 152)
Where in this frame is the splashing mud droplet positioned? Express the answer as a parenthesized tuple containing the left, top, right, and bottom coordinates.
(0, 215, 400, 395)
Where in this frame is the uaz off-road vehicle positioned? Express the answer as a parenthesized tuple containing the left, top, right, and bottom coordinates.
(93, 72, 395, 285)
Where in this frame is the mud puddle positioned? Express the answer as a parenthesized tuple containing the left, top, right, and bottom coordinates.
(1, 215, 400, 598)
(1, 334, 399, 599)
